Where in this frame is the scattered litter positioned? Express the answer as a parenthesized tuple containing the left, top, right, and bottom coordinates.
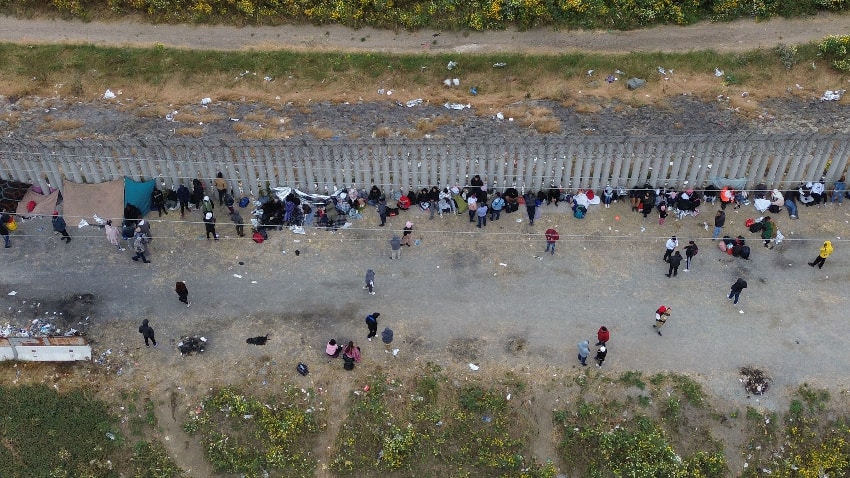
(405, 98, 423, 107)
(7, 291, 16, 296)
(447, 60, 457, 70)
(233, 274, 243, 279)
(795, 83, 803, 90)
(165, 111, 178, 122)
(506, 393, 511, 400)
(263, 76, 274, 82)
(492, 62, 507, 68)
(77, 219, 89, 228)
(251, 281, 257, 284)
(657, 66, 670, 76)
(469, 86, 478, 95)
(606, 75, 616, 83)
(627, 78, 646, 90)
(482, 415, 492, 423)
(586, 70, 594, 76)
(821, 89, 845, 102)
(615, 69, 624, 75)
(443, 102, 471, 110)
(740, 367, 770, 395)
(495, 112, 504, 120)
(741, 91, 749, 97)
(102, 89, 116, 100)
(178, 336, 207, 356)
(200, 97, 212, 106)
(468, 363, 479, 371)
(378, 88, 386, 95)
(392, 348, 399, 356)
(739, 310, 745, 314)
(498, 263, 507, 267)
(386, 90, 392, 95)
(106, 432, 116, 440)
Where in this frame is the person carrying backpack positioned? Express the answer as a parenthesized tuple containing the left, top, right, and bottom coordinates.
(490, 192, 505, 221)
(131, 228, 151, 263)
(684, 241, 698, 272)
(365, 312, 380, 341)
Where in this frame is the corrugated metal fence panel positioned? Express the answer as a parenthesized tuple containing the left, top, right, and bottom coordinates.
(0, 135, 848, 193)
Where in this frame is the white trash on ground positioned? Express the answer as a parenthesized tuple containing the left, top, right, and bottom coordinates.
(444, 103, 471, 110)
(447, 60, 457, 70)
(405, 99, 423, 107)
(102, 89, 116, 99)
(821, 89, 846, 102)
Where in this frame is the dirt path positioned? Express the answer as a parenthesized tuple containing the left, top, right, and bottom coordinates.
(1, 13, 849, 54)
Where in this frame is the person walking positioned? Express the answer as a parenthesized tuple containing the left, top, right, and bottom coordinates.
(596, 326, 610, 346)
(577, 340, 590, 367)
(104, 220, 124, 251)
(151, 187, 168, 217)
(381, 327, 394, 347)
(666, 251, 683, 277)
(653, 305, 671, 336)
(131, 227, 151, 263)
(490, 192, 504, 221)
(203, 212, 218, 241)
(400, 221, 414, 247)
(712, 210, 725, 240)
(138, 319, 157, 347)
(202, 195, 215, 215)
(213, 172, 228, 206)
(175, 281, 190, 307)
(377, 197, 387, 227)
(363, 269, 375, 295)
(728, 278, 747, 305)
(365, 312, 380, 341)
(544, 228, 559, 255)
(176, 183, 191, 217)
(476, 202, 488, 228)
(808, 240, 833, 269)
(230, 210, 245, 237)
(594, 345, 607, 367)
(524, 192, 537, 226)
(52, 211, 71, 243)
(684, 240, 698, 272)
(0, 209, 11, 248)
(663, 236, 678, 262)
(389, 235, 401, 260)
(658, 203, 668, 225)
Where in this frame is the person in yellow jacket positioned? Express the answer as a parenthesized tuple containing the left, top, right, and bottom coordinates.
(808, 240, 833, 269)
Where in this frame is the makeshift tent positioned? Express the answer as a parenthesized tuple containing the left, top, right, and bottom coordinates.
(709, 177, 749, 190)
(62, 179, 125, 225)
(124, 177, 155, 217)
(16, 187, 60, 218)
(0, 179, 30, 213)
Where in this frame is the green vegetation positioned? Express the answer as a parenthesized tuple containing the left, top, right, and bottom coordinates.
(819, 35, 850, 72)
(0, 384, 120, 477)
(130, 441, 187, 478)
(183, 386, 320, 478)
(3, 0, 849, 31)
(329, 364, 555, 477)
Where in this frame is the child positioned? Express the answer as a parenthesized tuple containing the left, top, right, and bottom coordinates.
(595, 345, 607, 367)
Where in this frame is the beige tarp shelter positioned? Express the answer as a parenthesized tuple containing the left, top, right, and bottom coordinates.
(61, 179, 125, 224)
(15, 187, 60, 217)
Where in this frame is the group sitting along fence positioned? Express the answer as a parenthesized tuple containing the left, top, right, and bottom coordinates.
(0, 134, 846, 196)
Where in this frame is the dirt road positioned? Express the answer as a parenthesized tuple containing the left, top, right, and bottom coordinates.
(1, 13, 849, 54)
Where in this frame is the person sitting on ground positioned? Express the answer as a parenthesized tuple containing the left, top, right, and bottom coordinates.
(367, 185, 383, 206)
(326, 339, 343, 358)
(799, 183, 815, 207)
(831, 175, 846, 204)
(784, 188, 799, 219)
(572, 189, 590, 213)
(343, 341, 361, 362)
(770, 189, 784, 207)
(811, 179, 826, 206)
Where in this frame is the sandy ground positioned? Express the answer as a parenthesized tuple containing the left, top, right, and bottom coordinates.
(1, 13, 850, 54)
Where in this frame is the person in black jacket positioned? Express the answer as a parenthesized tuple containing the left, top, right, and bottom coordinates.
(0, 208, 10, 248)
(138, 319, 157, 347)
(151, 187, 167, 217)
(428, 186, 440, 220)
(52, 211, 71, 243)
(176, 183, 191, 218)
(666, 251, 683, 277)
(728, 278, 748, 305)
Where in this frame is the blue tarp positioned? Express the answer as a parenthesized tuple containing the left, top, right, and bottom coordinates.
(124, 177, 155, 216)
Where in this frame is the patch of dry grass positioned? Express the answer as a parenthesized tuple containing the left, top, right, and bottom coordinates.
(306, 126, 335, 139)
(175, 127, 205, 137)
(36, 117, 83, 132)
(373, 126, 393, 138)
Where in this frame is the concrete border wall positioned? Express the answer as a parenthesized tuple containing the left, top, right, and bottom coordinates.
(0, 134, 847, 195)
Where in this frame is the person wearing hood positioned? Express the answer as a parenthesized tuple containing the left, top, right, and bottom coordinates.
(602, 185, 614, 208)
(363, 269, 376, 295)
(52, 211, 71, 243)
(202, 195, 215, 215)
(577, 340, 590, 366)
(365, 312, 380, 341)
(524, 191, 537, 226)
(799, 183, 815, 206)
(131, 227, 151, 263)
(808, 240, 833, 269)
(770, 189, 785, 207)
(666, 251, 683, 278)
(377, 197, 388, 227)
(203, 212, 218, 241)
(176, 183, 191, 217)
(175, 281, 190, 307)
(400, 221, 414, 246)
(811, 179, 826, 206)
(596, 326, 610, 346)
(389, 235, 401, 259)
(138, 319, 157, 347)
(381, 327, 394, 346)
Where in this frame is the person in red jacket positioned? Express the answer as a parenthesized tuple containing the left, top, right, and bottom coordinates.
(596, 326, 610, 346)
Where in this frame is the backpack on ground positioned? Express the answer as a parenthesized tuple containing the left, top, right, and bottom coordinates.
(574, 205, 586, 219)
(749, 222, 763, 233)
(296, 362, 309, 376)
(740, 245, 751, 260)
(252, 231, 265, 243)
(343, 356, 355, 371)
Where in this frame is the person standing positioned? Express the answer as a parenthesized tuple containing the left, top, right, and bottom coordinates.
(381, 327, 394, 346)
(213, 172, 228, 206)
(831, 175, 846, 205)
(761, 216, 776, 248)
(544, 228, 559, 255)
(808, 240, 833, 269)
(524, 192, 537, 226)
(0, 209, 11, 248)
(365, 312, 380, 341)
(428, 186, 440, 220)
(577, 340, 590, 367)
(490, 192, 504, 221)
(389, 235, 401, 260)
(204, 212, 218, 241)
(104, 220, 124, 251)
(663, 236, 678, 262)
(712, 210, 725, 240)
(653, 306, 671, 336)
(728, 278, 747, 305)
(176, 183, 191, 218)
(138, 319, 157, 347)
(594, 345, 607, 367)
(364, 269, 375, 295)
(400, 221, 414, 246)
(202, 195, 215, 215)
(131, 227, 151, 263)
(476, 202, 488, 228)
(596, 326, 610, 346)
(377, 197, 387, 227)
(151, 187, 168, 217)
(230, 210, 245, 237)
(658, 203, 668, 226)
(52, 211, 71, 243)
(175, 281, 190, 307)
(666, 251, 683, 277)
(684, 241, 698, 272)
